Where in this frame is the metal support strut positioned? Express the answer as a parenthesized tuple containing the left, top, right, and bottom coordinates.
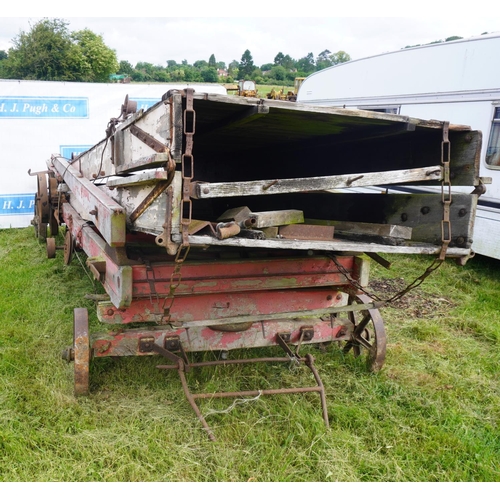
(154, 333, 330, 441)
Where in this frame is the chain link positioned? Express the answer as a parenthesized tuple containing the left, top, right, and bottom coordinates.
(161, 89, 195, 324)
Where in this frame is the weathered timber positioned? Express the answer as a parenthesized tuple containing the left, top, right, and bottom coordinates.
(305, 219, 412, 239)
(191, 166, 443, 199)
(107, 168, 172, 188)
(114, 154, 172, 176)
(278, 224, 335, 241)
(184, 234, 472, 256)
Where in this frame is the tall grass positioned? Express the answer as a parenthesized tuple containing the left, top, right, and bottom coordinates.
(0, 228, 499, 481)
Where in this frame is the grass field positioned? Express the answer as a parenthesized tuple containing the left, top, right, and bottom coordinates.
(0, 227, 499, 482)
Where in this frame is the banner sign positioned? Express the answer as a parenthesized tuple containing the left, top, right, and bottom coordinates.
(0, 97, 88, 118)
(133, 98, 160, 112)
(0, 194, 35, 215)
(60, 145, 93, 159)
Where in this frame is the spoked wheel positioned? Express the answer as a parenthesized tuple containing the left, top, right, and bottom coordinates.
(73, 308, 90, 396)
(63, 230, 75, 265)
(48, 175, 59, 237)
(341, 294, 386, 372)
(33, 173, 49, 241)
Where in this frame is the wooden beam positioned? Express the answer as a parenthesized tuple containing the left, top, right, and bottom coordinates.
(191, 165, 443, 199)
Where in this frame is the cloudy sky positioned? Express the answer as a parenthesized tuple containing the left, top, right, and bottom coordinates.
(1, 3, 498, 68)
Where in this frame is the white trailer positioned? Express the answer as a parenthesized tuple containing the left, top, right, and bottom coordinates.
(297, 33, 500, 260)
(0, 80, 226, 229)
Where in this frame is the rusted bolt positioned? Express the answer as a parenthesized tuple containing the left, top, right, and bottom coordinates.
(107, 309, 114, 316)
(96, 341, 111, 354)
(326, 295, 333, 301)
(401, 213, 408, 222)
(336, 293, 343, 300)
(421, 206, 430, 215)
(456, 236, 466, 246)
(61, 347, 74, 362)
(336, 327, 348, 338)
(203, 187, 210, 194)
(458, 208, 467, 217)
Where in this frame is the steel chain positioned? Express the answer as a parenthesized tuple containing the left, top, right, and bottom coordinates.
(330, 122, 452, 306)
(161, 89, 195, 324)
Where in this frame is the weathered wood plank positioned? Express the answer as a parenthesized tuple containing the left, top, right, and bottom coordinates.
(114, 153, 171, 176)
(107, 166, 171, 187)
(192, 166, 442, 199)
(182, 234, 472, 257)
(278, 224, 334, 241)
(305, 219, 412, 239)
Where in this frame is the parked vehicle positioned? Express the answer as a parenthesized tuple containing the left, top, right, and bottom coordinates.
(297, 33, 500, 260)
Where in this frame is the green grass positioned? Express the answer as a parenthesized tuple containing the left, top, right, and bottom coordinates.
(1, 227, 499, 481)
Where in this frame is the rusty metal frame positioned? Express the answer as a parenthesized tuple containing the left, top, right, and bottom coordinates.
(154, 332, 329, 441)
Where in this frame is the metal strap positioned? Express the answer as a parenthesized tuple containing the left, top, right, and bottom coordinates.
(161, 89, 195, 323)
(439, 121, 452, 261)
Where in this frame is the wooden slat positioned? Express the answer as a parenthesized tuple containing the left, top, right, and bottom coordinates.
(183, 234, 471, 257)
(192, 165, 443, 199)
(107, 166, 171, 187)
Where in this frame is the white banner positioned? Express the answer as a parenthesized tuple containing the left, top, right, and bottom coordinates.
(0, 79, 226, 228)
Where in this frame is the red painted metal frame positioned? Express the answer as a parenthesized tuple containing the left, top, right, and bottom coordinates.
(59, 193, 363, 356)
(97, 288, 347, 324)
(91, 316, 352, 357)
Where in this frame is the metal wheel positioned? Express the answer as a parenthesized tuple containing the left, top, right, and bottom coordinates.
(48, 175, 59, 237)
(73, 308, 90, 396)
(341, 294, 386, 372)
(46, 237, 56, 259)
(63, 230, 75, 265)
(34, 173, 49, 241)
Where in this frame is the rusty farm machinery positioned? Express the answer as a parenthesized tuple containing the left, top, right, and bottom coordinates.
(32, 89, 483, 440)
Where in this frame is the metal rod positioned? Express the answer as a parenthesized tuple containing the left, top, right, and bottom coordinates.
(191, 386, 322, 399)
(305, 354, 330, 427)
(176, 360, 216, 442)
(157, 357, 301, 370)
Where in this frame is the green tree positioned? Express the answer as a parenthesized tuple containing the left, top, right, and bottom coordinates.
(238, 49, 255, 79)
(201, 66, 218, 82)
(193, 60, 208, 69)
(316, 49, 332, 71)
(118, 60, 133, 75)
(208, 54, 216, 67)
(228, 59, 239, 79)
(296, 52, 315, 73)
(0, 50, 7, 60)
(71, 29, 118, 82)
(2, 18, 89, 81)
(274, 52, 285, 65)
(2, 18, 118, 82)
(269, 65, 286, 81)
(329, 50, 351, 66)
(280, 54, 295, 70)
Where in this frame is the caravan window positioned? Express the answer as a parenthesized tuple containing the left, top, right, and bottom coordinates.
(358, 107, 400, 115)
(486, 107, 500, 168)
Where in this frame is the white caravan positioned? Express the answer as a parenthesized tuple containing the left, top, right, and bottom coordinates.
(297, 33, 500, 260)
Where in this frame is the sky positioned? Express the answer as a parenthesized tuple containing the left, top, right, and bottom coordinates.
(1, 2, 499, 69)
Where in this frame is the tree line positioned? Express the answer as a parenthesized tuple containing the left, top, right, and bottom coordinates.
(0, 18, 351, 85)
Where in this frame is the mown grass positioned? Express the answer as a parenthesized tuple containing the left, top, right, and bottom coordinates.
(0, 227, 499, 481)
